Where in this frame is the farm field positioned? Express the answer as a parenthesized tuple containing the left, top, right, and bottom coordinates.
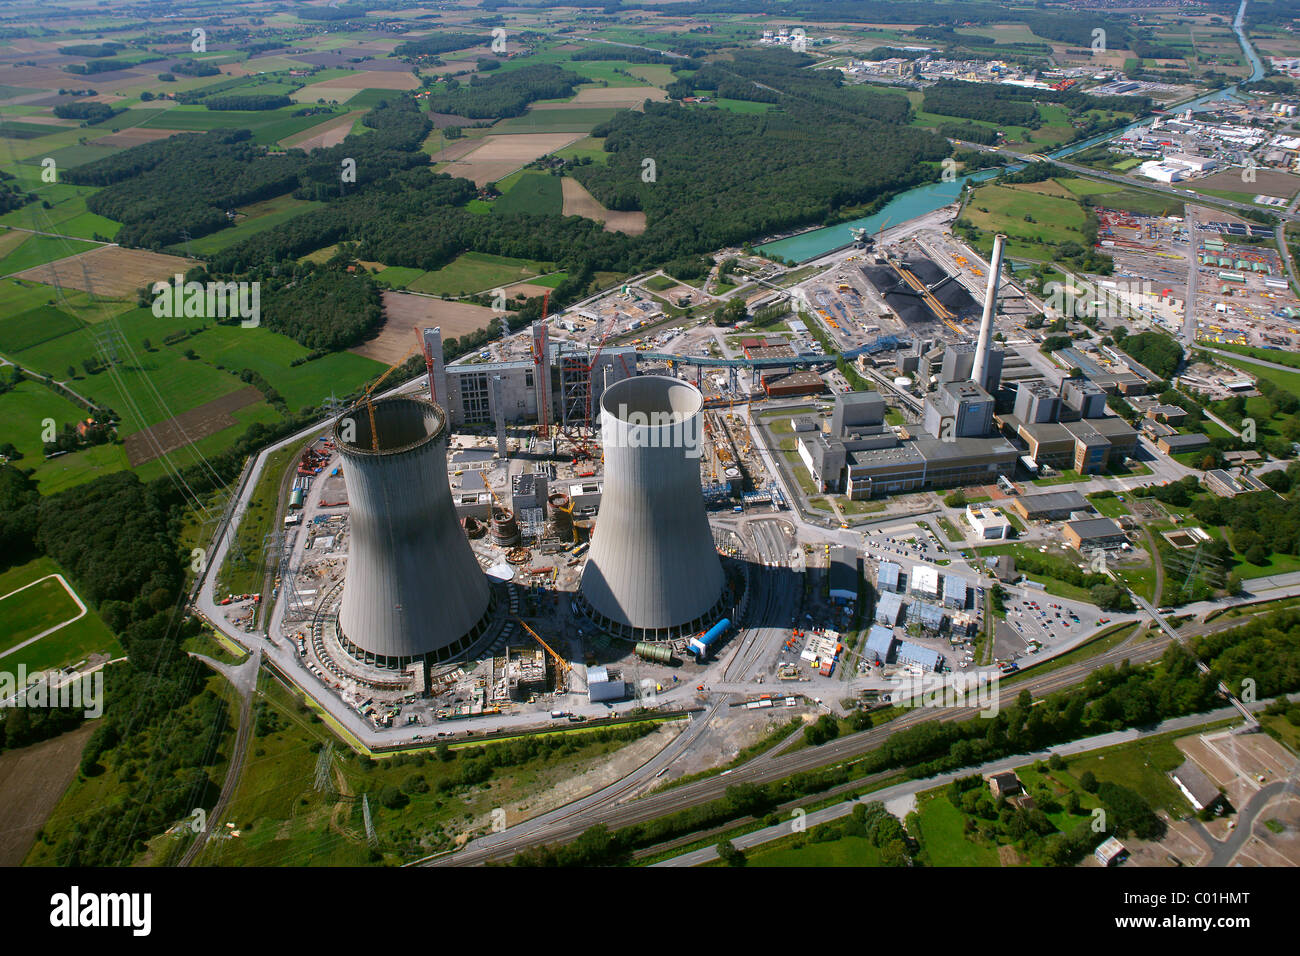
(438, 132, 585, 186)
(492, 108, 620, 135)
(0, 233, 99, 277)
(404, 251, 556, 297)
(561, 176, 647, 235)
(0, 557, 121, 672)
(0, 723, 96, 866)
(494, 171, 564, 217)
(11, 245, 196, 298)
(175, 195, 324, 257)
(362, 292, 498, 364)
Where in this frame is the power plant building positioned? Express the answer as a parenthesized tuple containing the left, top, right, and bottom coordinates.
(579, 376, 726, 639)
(333, 396, 493, 670)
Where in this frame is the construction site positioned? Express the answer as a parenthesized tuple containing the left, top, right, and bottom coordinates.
(241, 307, 794, 735)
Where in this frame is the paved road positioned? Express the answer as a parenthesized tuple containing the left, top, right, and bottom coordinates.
(1192, 779, 1293, 866)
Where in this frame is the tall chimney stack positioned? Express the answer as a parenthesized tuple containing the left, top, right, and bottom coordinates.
(971, 233, 1007, 392)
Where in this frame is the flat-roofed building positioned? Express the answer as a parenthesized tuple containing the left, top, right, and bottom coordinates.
(1011, 490, 1090, 520)
(943, 574, 968, 610)
(966, 504, 1012, 539)
(1063, 516, 1127, 551)
(864, 624, 896, 664)
(877, 560, 902, 593)
(1157, 433, 1210, 456)
(875, 590, 905, 625)
(1204, 468, 1270, 497)
(829, 546, 860, 603)
(911, 565, 940, 600)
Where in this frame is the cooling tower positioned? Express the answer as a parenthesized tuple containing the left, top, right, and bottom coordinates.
(580, 376, 725, 639)
(334, 396, 491, 668)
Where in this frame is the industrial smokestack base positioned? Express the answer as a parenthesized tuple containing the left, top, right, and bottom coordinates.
(334, 396, 492, 669)
(580, 376, 726, 640)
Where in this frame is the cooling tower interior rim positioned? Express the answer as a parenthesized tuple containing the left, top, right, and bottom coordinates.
(335, 396, 447, 457)
(601, 374, 701, 425)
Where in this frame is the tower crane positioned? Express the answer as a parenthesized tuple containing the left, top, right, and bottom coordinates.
(358, 343, 420, 451)
(513, 615, 571, 693)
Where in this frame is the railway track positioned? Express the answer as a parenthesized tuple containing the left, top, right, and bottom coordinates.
(421, 609, 1256, 866)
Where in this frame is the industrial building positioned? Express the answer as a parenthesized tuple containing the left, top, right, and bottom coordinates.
(1063, 516, 1127, 552)
(943, 574, 968, 610)
(421, 326, 637, 430)
(876, 560, 902, 593)
(875, 590, 905, 625)
(896, 640, 942, 672)
(1204, 468, 1269, 497)
(586, 665, 627, 703)
(1000, 378, 1138, 474)
(1010, 489, 1090, 520)
(579, 376, 727, 640)
(333, 396, 493, 670)
(829, 546, 860, 603)
(864, 624, 896, 665)
(910, 565, 940, 600)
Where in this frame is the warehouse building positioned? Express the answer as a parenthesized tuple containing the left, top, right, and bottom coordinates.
(875, 590, 905, 626)
(864, 624, 896, 665)
(910, 565, 941, 600)
(1063, 516, 1127, 551)
(943, 574, 968, 610)
(896, 640, 942, 672)
(877, 560, 902, 593)
(1010, 490, 1090, 521)
(829, 546, 860, 603)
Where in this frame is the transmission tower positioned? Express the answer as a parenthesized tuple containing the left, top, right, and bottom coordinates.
(313, 742, 335, 793)
(362, 794, 377, 847)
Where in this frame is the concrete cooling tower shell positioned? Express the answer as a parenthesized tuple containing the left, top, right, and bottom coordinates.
(580, 376, 725, 638)
(334, 397, 491, 668)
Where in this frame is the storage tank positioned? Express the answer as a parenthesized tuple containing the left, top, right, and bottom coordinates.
(634, 641, 677, 665)
(687, 618, 731, 658)
(580, 376, 725, 639)
(333, 397, 492, 669)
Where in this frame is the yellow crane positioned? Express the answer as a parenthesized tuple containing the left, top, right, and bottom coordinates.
(513, 615, 571, 692)
(359, 343, 420, 451)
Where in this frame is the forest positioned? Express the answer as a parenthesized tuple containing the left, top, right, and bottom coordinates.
(574, 100, 946, 255)
(392, 32, 483, 60)
(1117, 331, 1183, 379)
(67, 99, 431, 248)
(423, 64, 586, 119)
(52, 101, 121, 123)
(203, 94, 294, 111)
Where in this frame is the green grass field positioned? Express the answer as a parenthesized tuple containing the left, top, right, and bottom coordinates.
(0, 556, 122, 672)
(964, 181, 1091, 260)
(405, 251, 555, 297)
(493, 108, 620, 134)
(744, 832, 884, 866)
(913, 790, 1001, 866)
(177, 195, 323, 256)
(0, 303, 80, 352)
(494, 171, 563, 217)
(0, 233, 98, 277)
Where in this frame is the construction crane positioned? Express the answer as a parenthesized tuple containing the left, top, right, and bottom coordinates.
(359, 343, 420, 451)
(513, 615, 571, 693)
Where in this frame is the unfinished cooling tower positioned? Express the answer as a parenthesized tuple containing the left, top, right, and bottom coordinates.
(334, 396, 492, 668)
(580, 375, 725, 639)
